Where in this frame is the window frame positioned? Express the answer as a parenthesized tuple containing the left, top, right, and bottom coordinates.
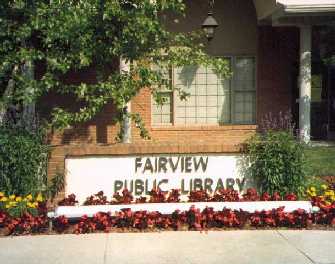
(151, 55, 257, 127)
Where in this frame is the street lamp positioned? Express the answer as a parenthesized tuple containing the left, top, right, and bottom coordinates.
(201, 0, 219, 41)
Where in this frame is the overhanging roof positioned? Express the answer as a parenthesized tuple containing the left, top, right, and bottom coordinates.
(253, 0, 335, 20)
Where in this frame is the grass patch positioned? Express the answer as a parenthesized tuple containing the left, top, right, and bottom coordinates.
(305, 146, 335, 177)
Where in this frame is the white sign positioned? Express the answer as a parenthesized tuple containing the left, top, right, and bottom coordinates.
(65, 154, 247, 204)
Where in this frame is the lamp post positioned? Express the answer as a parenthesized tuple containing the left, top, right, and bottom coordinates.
(201, 0, 219, 41)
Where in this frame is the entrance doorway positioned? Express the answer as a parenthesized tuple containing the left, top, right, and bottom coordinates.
(311, 65, 335, 141)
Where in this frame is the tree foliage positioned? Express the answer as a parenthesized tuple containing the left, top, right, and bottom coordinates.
(0, 0, 230, 137)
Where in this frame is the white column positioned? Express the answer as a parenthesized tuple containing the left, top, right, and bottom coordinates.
(120, 58, 131, 143)
(299, 25, 312, 143)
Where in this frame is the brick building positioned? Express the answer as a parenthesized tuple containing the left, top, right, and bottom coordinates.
(44, 0, 335, 200)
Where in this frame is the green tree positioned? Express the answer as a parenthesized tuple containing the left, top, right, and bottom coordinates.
(0, 0, 230, 139)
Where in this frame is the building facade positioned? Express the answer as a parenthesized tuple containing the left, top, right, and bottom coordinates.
(44, 0, 335, 199)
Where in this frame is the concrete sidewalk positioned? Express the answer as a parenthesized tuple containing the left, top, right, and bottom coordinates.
(0, 231, 334, 264)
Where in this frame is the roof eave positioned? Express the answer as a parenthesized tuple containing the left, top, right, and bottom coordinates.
(284, 4, 335, 14)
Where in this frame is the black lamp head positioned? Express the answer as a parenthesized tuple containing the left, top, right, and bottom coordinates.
(201, 0, 219, 41)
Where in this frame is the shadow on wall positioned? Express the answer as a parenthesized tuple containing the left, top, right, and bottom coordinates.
(37, 62, 120, 145)
(39, 94, 119, 145)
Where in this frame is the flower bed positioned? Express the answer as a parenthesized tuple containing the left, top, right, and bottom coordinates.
(58, 188, 299, 206)
(0, 187, 334, 236)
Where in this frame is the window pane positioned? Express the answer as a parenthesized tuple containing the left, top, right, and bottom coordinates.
(233, 92, 256, 124)
(235, 80, 255, 91)
(207, 85, 218, 96)
(152, 92, 173, 124)
(218, 79, 231, 94)
(173, 59, 232, 125)
(175, 65, 197, 87)
(235, 58, 255, 83)
(152, 57, 256, 126)
(196, 74, 207, 85)
(196, 96, 207, 107)
(207, 96, 217, 107)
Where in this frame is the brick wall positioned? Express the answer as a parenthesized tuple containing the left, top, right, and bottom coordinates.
(257, 26, 300, 123)
(45, 26, 300, 199)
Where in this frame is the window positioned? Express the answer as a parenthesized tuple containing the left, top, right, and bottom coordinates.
(152, 57, 256, 125)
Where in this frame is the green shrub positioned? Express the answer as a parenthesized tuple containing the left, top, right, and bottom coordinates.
(246, 131, 306, 197)
(0, 126, 49, 195)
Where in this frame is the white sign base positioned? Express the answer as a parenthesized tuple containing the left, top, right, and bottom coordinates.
(65, 154, 248, 204)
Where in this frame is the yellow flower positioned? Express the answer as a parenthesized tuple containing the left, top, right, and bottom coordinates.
(5, 204, 11, 209)
(9, 201, 17, 206)
(27, 202, 38, 208)
(321, 184, 328, 190)
(9, 194, 15, 200)
(26, 194, 33, 201)
(0, 192, 4, 197)
(0, 197, 8, 202)
(15, 197, 22, 202)
(307, 190, 316, 197)
(36, 193, 43, 202)
(310, 187, 316, 192)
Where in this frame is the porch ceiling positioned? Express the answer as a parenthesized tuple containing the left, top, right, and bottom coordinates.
(253, 0, 335, 23)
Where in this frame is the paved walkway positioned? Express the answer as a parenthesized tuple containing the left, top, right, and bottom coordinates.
(0, 231, 334, 264)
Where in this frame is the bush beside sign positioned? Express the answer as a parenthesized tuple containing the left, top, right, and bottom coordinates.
(65, 154, 248, 204)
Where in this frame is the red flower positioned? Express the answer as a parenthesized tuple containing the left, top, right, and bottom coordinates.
(272, 192, 281, 201)
(284, 193, 297, 201)
(261, 192, 271, 201)
(58, 194, 78, 206)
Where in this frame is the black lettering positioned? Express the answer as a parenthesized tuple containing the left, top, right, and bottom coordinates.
(135, 180, 144, 196)
(181, 179, 189, 195)
(114, 180, 123, 193)
(198, 157, 208, 172)
(215, 178, 224, 192)
(181, 157, 184, 172)
(194, 157, 201, 172)
(193, 178, 203, 191)
(145, 179, 150, 195)
(143, 158, 154, 173)
(157, 179, 168, 191)
(226, 178, 235, 189)
(125, 180, 134, 193)
(185, 157, 192, 173)
(236, 178, 246, 192)
(158, 157, 168, 173)
(135, 158, 142, 173)
(204, 178, 214, 193)
(169, 157, 179, 173)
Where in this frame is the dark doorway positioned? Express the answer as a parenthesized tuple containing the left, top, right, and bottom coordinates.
(327, 66, 335, 140)
(311, 64, 335, 141)
(310, 26, 335, 141)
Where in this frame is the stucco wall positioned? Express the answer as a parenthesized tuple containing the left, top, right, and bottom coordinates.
(163, 0, 258, 56)
(253, 0, 277, 20)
